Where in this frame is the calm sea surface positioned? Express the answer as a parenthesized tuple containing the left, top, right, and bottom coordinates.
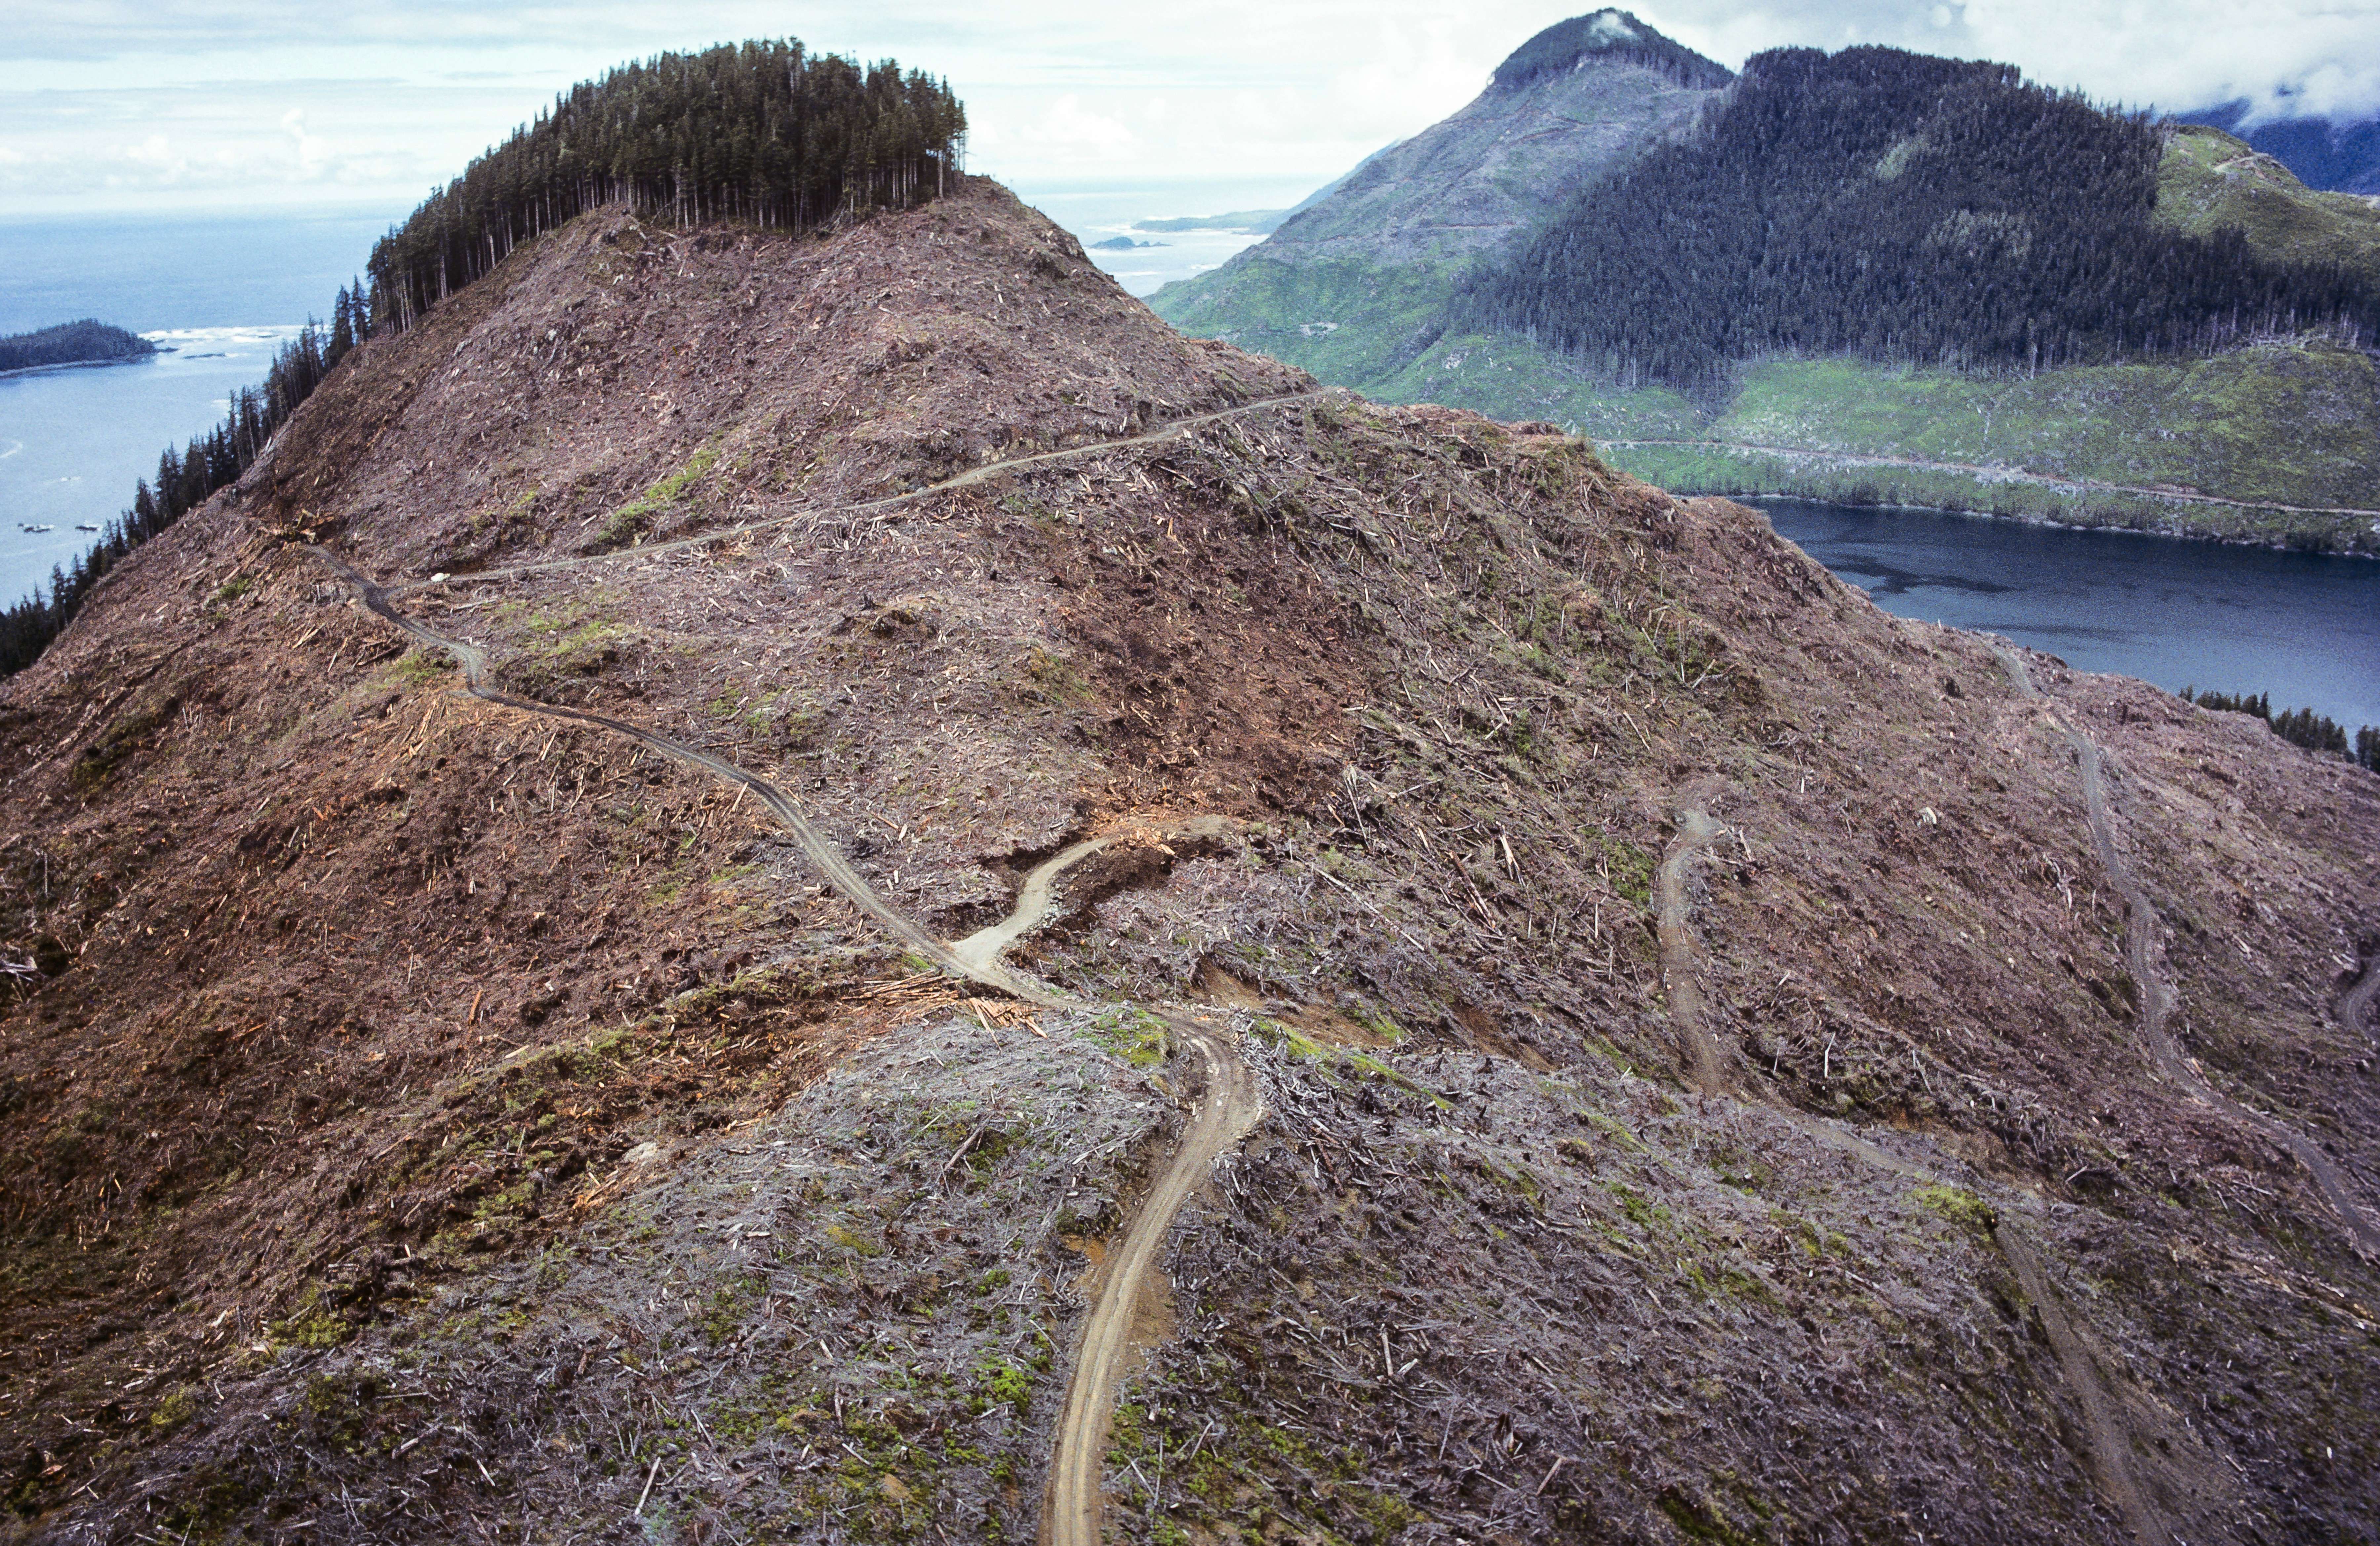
(1757, 497, 2380, 733)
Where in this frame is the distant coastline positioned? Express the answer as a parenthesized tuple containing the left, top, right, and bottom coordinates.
(0, 319, 158, 376)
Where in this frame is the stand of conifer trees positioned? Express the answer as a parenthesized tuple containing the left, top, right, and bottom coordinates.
(1466, 46, 2380, 388)
(2181, 687, 2379, 770)
(364, 40, 965, 332)
(3, 37, 968, 680)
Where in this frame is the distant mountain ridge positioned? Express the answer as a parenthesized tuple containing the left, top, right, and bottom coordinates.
(1246, 7, 1728, 267)
(2179, 100, 2380, 195)
(1152, 14, 2380, 551)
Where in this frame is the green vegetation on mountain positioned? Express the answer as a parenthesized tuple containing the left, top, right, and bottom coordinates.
(1358, 326, 2380, 548)
(2182, 686, 2380, 769)
(1469, 48, 2380, 384)
(367, 39, 964, 329)
(2155, 124, 2380, 272)
(1152, 21, 2380, 550)
(0, 320, 154, 373)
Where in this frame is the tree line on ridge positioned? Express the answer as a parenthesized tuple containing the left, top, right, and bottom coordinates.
(1, 38, 964, 680)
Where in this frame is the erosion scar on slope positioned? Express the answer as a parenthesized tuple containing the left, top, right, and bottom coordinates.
(1990, 1220, 2171, 1546)
(1656, 802, 1730, 1096)
(314, 514, 1268, 1545)
(2341, 949, 2380, 1048)
(1992, 642, 2380, 1258)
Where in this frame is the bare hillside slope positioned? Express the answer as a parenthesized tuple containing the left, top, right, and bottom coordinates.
(2, 180, 2376, 1545)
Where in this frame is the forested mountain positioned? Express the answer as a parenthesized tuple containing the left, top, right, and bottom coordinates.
(1467, 47, 2380, 387)
(1155, 17, 2380, 549)
(0, 320, 155, 373)
(366, 40, 964, 330)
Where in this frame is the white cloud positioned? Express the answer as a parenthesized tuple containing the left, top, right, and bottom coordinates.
(1637, 0, 2380, 118)
(281, 107, 331, 174)
(0, 1, 2372, 216)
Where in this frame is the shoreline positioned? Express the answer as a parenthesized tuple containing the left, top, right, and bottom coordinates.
(0, 350, 164, 383)
(1708, 487, 2380, 562)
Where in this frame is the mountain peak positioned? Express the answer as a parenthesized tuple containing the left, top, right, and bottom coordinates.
(1491, 9, 1733, 92)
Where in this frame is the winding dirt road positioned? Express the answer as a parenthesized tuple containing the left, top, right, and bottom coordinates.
(1992, 643, 2380, 1258)
(384, 391, 1325, 597)
(312, 408, 1277, 1543)
(2341, 951, 2380, 1047)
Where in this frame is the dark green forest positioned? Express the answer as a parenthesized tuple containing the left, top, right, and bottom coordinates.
(3, 37, 967, 680)
(0, 320, 155, 374)
(1467, 47, 2380, 386)
(1490, 11, 1732, 92)
(366, 40, 965, 331)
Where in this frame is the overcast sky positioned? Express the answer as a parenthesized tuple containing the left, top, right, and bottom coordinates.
(3, 1, 2375, 220)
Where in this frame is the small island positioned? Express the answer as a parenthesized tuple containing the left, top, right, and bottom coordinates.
(1091, 235, 1167, 250)
(0, 319, 158, 374)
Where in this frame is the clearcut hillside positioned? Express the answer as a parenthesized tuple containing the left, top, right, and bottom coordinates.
(1, 174, 2377, 1546)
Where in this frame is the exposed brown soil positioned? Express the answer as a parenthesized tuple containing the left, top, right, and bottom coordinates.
(2, 179, 2377, 1545)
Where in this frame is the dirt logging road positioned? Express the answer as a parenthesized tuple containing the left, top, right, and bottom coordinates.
(382, 390, 1327, 598)
(307, 405, 1297, 1545)
(308, 393, 2370, 1546)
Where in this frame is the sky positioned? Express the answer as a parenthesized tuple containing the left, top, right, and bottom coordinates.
(2, 1, 2376, 220)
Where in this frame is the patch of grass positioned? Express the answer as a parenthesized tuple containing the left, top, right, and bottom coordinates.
(387, 648, 449, 687)
(595, 438, 722, 549)
(974, 1359, 1031, 1410)
(1087, 1006, 1170, 1067)
(270, 1283, 353, 1349)
(1017, 644, 1092, 706)
(1914, 1183, 1999, 1234)
(68, 696, 178, 794)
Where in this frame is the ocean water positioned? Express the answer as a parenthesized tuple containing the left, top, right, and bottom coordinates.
(0, 328, 308, 606)
(1013, 179, 1317, 296)
(0, 208, 397, 336)
(0, 206, 400, 610)
(1758, 497, 2380, 734)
